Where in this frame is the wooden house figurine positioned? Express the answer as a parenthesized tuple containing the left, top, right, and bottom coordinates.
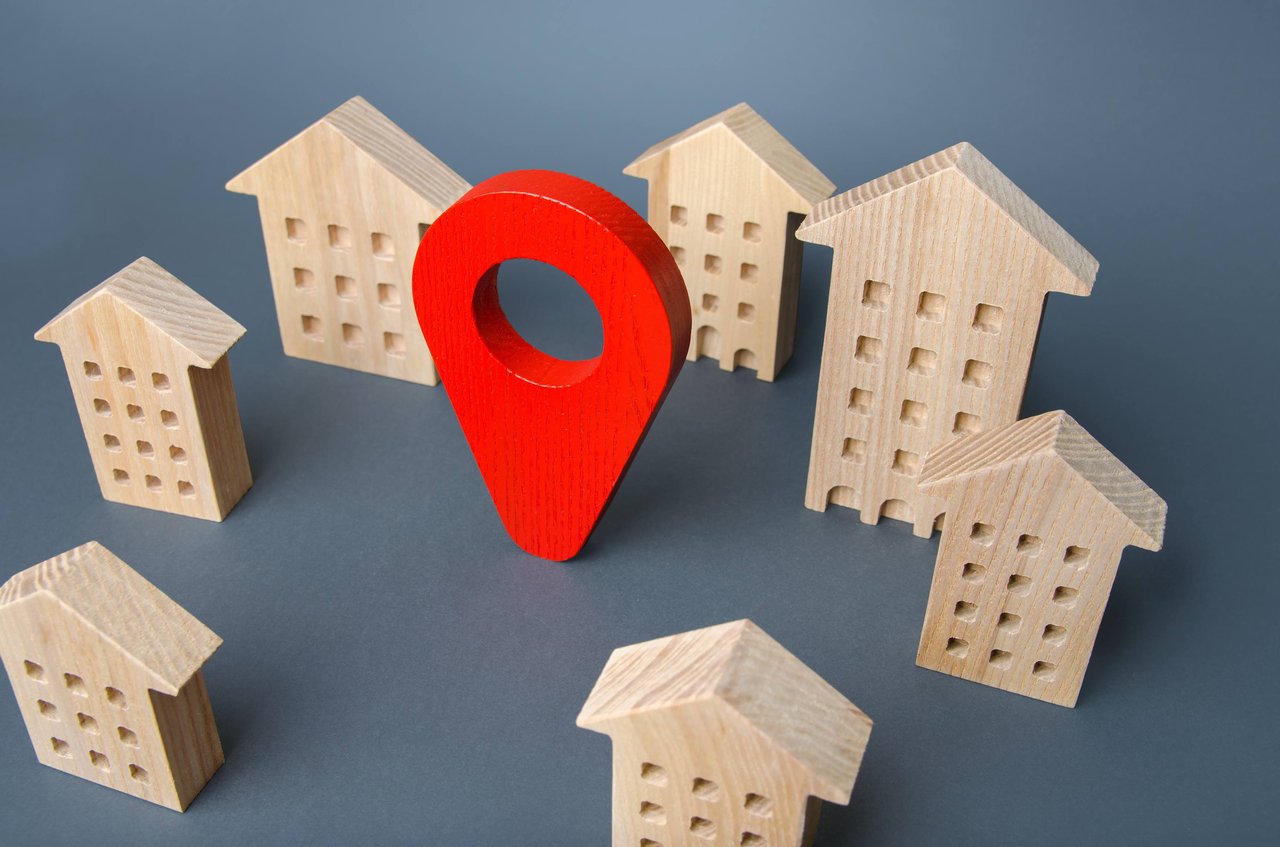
(0, 542, 224, 810)
(624, 103, 834, 381)
(577, 620, 872, 847)
(915, 411, 1167, 707)
(798, 143, 1098, 537)
(227, 96, 470, 384)
(35, 257, 252, 521)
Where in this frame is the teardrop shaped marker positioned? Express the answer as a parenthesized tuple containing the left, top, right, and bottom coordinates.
(413, 170, 691, 561)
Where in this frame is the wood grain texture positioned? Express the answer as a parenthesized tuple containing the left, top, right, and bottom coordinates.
(625, 103, 834, 381)
(413, 170, 690, 561)
(35, 257, 252, 521)
(227, 96, 471, 385)
(915, 411, 1167, 707)
(798, 142, 1098, 537)
(578, 620, 872, 847)
(0, 542, 224, 810)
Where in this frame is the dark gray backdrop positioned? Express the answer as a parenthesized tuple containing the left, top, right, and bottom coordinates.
(1, 1, 1276, 843)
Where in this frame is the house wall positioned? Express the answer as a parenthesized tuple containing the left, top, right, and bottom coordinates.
(915, 458, 1129, 707)
(804, 169, 1061, 537)
(151, 669, 223, 811)
(598, 701, 820, 847)
(246, 123, 445, 384)
(640, 129, 812, 381)
(51, 296, 229, 521)
(188, 357, 252, 518)
(0, 593, 185, 809)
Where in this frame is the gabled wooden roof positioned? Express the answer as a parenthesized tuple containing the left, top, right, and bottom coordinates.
(798, 142, 1098, 294)
(0, 542, 221, 696)
(624, 103, 835, 207)
(35, 257, 245, 368)
(577, 619, 871, 802)
(226, 96, 470, 212)
(919, 410, 1166, 550)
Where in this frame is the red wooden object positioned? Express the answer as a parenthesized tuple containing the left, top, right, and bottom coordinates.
(413, 170, 691, 561)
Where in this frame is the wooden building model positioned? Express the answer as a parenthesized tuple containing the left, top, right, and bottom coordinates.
(799, 143, 1098, 537)
(624, 103, 834, 381)
(915, 411, 1167, 707)
(0, 542, 224, 810)
(578, 620, 872, 847)
(35, 257, 252, 521)
(227, 96, 470, 384)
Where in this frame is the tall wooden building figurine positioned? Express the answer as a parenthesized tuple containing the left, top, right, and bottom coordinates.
(227, 96, 470, 384)
(35, 257, 252, 521)
(578, 620, 872, 847)
(915, 411, 1166, 707)
(624, 103, 834, 381)
(799, 143, 1098, 536)
(0, 542, 224, 810)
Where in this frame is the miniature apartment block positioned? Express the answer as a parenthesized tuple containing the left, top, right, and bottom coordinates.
(798, 142, 1098, 537)
(915, 411, 1167, 707)
(35, 257, 252, 521)
(0, 542, 224, 810)
(624, 103, 834, 381)
(227, 96, 471, 384)
(578, 620, 872, 847)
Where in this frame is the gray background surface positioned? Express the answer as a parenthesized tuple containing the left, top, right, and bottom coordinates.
(1, 1, 1277, 843)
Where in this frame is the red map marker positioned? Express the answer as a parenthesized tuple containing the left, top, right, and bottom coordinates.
(413, 170, 691, 561)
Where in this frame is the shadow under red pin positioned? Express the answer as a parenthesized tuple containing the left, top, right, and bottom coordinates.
(412, 170, 691, 561)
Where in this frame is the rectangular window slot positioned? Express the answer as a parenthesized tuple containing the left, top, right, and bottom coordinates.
(670, 245, 686, 265)
(161, 410, 179, 429)
(301, 315, 322, 340)
(891, 449, 920, 476)
(848, 388, 872, 414)
(705, 213, 725, 234)
(293, 267, 315, 290)
(737, 303, 755, 322)
(862, 280, 890, 309)
(177, 480, 195, 498)
(701, 293, 719, 313)
(740, 263, 758, 282)
(136, 440, 154, 459)
(899, 400, 926, 427)
(670, 205, 688, 226)
(328, 224, 351, 250)
(117, 367, 136, 386)
(342, 324, 364, 347)
(126, 404, 144, 422)
(170, 445, 188, 463)
(963, 359, 994, 388)
(973, 303, 1004, 333)
(83, 361, 102, 380)
(742, 221, 762, 242)
(335, 276, 358, 300)
(377, 283, 401, 308)
(384, 332, 407, 358)
(93, 399, 111, 417)
(953, 412, 981, 436)
(144, 475, 162, 492)
(151, 372, 171, 391)
(841, 438, 867, 463)
(112, 469, 130, 485)
(704, 254, 722, 275)
(917, 291, 947, 321)
(103, 434, 122, 452)
(854, 336, 882, 364)
(285, 217, 307, 243)
(989, 649, 1013, 670)
(371, 232, 395, 259)
(907, 347, 938, 376)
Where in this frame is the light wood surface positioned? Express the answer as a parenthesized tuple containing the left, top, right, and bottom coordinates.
(578, 620, 872, 847)
(35, 257, 252, 521)
(0, 542, 224, 810)
(915, 411, 1167, 707)
(625, 103, 834, 381)
(228, 96, 470, 385)
(798, 142, 1098, 536)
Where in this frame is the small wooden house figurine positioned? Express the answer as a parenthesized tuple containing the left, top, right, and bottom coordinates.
(0, 542, 224, 810)
(915, 411, 1167, 707)
(798, 143, 1098, 537)
(227, 96, 471, 384)
(624, 104, 834, 381)
(35, 257, 252, 521)
(577, 620, 872, 847)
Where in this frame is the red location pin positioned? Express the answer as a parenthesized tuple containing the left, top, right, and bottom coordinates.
(413, 170, 691, 561)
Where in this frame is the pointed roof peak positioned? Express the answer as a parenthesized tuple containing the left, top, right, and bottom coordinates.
(35, 257, 244, 368)
(799, 142, 1097, 294)
(577, 619, 871, 802)
(0, 542, 221, 695)
(920, 411, 1166, 550)
(624, 102, 835, 207)
(226, 95, 470, 212)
